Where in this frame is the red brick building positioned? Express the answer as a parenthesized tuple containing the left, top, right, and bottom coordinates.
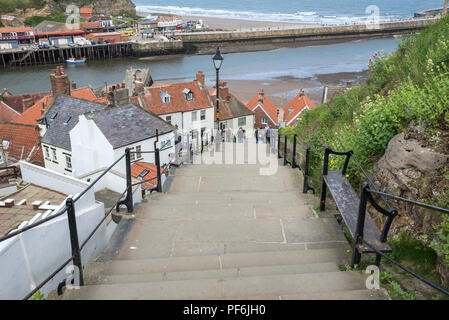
(246, 89, 279, 129)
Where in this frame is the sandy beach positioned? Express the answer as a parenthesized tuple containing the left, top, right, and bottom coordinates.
(137, 11, 317, 31)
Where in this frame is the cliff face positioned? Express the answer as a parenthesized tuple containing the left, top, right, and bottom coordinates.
(5, 0, 136, 19)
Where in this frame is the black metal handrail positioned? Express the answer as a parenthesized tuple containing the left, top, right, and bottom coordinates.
(276, 129, 449, 297)
(362, 239, 449, 296)
(0, 144, 165, 299)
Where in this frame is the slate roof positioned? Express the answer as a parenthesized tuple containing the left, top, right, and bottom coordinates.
(40, 95, 108, 151)
(87, 104, 174, 149)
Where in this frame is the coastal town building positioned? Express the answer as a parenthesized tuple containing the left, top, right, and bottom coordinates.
(157, 16, 183, 31)
(0, 27, 34, 45)
(38, 94, 109, 175)
(86, 31, 128, 44)
(81, 21, 115, 34)
(80, 8, 94, 20)
(136, 71, 214, 144)
(209, 82, 255, 134)
(246, 89, 280, 129)
(70, 103, 175, 178)
(33, 21, 85, 45)
(284, 91, 316, 127)
(0, 15, 23, 27)
(0, 90, 50, 114)
(135, 18, 158, 35)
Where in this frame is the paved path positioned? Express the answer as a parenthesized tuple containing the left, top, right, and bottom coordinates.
(56, 143, 389, 300)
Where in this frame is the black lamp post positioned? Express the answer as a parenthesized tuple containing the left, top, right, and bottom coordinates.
(212, 47, 224, 137)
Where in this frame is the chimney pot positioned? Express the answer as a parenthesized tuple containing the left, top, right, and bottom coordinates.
(346, 81, 353, 89)
(71, 80, 77, 90)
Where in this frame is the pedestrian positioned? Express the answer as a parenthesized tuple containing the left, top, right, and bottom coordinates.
(266, 126, 271, 144)
(255, 128, 259, 144)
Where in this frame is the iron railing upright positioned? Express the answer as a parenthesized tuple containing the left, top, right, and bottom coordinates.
(276, 129, 449, 297)
(0, 144, 165, 300)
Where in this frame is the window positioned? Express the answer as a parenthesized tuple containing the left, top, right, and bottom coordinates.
(183, 88, 193, 101)
(0, 153, 3, 165)
(262, 118, 268, 124)
(136, 145, 142, 159)
(288, 109, 293, 116)
(192, 111, 197, 122)
(238, 117, 246, 126)
(2, 140, 10, 150)
(64, 116, 72, 124)
(138, 169, 149, 179)
(130, 149, 136, 161)
(200, 110, 206, 121)
(51, 148, 57, 162)
(44, 146, 50, 159)
(65, 154, 72, 170)
(161, 91, 171, 104)
(165, 116, 172, 124)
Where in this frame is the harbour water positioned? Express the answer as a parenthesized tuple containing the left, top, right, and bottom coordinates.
(0, 37, 398, 94)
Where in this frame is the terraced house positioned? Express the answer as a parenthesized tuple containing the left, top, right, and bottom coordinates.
(136, 71, 214, 144)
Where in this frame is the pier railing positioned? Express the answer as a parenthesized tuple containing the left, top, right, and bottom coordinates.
(276, 130, 449, 297)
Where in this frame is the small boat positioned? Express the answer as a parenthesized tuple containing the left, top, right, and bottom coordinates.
(66, 57, 86, 64)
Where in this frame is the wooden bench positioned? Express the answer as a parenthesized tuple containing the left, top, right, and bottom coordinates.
(319, 148, 397, 266)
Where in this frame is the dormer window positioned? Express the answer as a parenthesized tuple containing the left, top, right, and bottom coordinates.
(183, 88, 193, 101)
(288, 109, 293, 116)
(160, 91, 171, 104)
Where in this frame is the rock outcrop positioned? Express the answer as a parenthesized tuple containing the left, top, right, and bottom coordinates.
(370, 122, 449, 286)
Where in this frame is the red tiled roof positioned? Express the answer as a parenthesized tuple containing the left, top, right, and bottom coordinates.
(12, 95, 52, 126)
(131, 162, 164, 190)
(80, 21, 102, 29)
(2, 92, 51, 114)
(94, 97, 108, 104)
(141, 81, 213, 115)
(34, 30, 85, 36)
(0, 122, 43, 166)
(70, 87, 97, 101)
(284, 92, 316, 126)
(80, 8, 94, 14)
(0, 27, 32, 33)
(0, 101, 20, 122)
(246, 91, 278, 125)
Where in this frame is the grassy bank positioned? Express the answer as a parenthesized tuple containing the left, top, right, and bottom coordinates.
(281, 15, 449, 294)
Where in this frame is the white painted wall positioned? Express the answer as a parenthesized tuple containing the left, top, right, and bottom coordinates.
(0, 161, 117, 299)
(70, 116, 115, 178)
(41, 144, 72, 176)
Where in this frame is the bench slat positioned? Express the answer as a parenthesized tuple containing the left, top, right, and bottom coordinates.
(324, 171, 391, 254)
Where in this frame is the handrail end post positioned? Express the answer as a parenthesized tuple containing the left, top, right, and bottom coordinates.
(66, 198, 84, 286)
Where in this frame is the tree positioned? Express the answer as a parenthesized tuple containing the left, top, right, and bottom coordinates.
(444, 0, 449, 16)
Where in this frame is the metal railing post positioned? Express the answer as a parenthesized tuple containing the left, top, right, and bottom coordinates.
(277, 132, 281, 159)
(375, 209, 398, 266)
(292, 134, 297, 168)
(351, 182, 369, 268)
(66, 198, 84, 286)
(116, 148, 133, 213)
(303, 147, 311, 194)
(155, 148, 162, 193)
(320, 148, 330, 211)
(283, 135, 288, 166)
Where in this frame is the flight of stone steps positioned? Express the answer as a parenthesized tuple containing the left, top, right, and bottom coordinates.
(53, 144, 390, 300)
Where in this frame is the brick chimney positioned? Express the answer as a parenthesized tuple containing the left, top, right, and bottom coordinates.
(219, 81, 229, 101)
(196, 71, 205, 86)
(50, 66, 70, 95)
(108, 83, 130, 107)
(298, 89, 305, 97)
(258, 89, 264, 104)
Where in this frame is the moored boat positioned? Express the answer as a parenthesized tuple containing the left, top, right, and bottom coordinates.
(66, 58, 86, 64)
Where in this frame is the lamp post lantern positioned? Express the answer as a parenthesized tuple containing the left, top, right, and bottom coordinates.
(212, 47, 224, 140)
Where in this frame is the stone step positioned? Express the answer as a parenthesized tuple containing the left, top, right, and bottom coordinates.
(220, 289, 391, 300)
(92, 248, 350, 276)
(85, 262, 341, 285)
(60, 271, 368, 300)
